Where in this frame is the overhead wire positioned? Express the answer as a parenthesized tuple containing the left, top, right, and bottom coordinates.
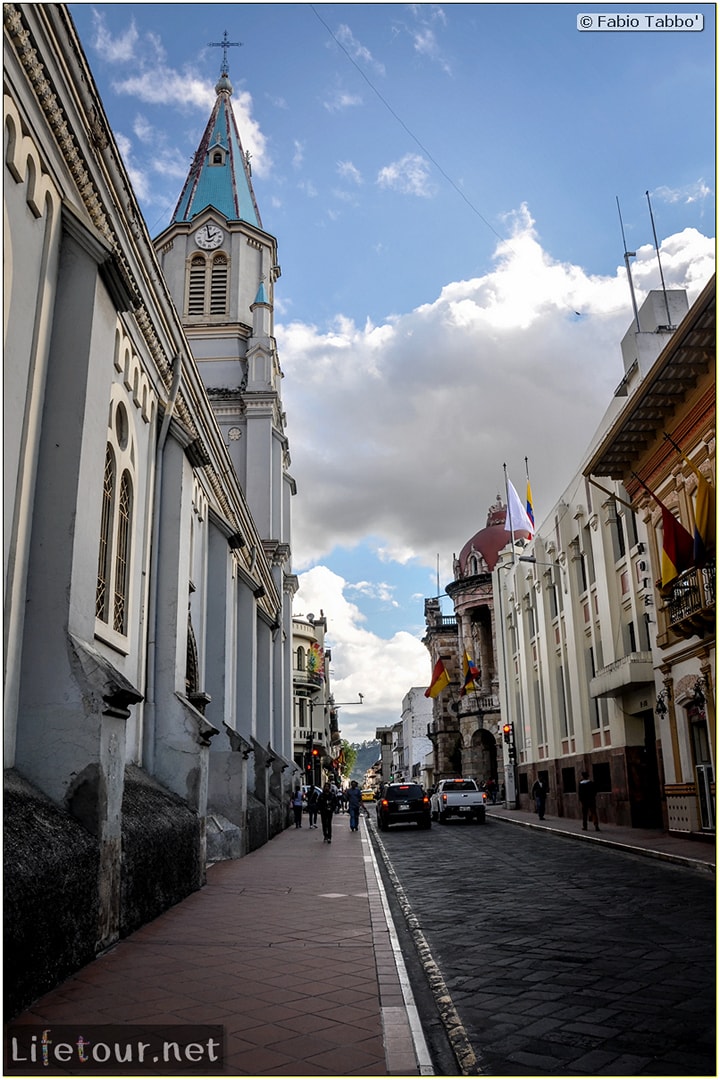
(310, 4, 505, 243)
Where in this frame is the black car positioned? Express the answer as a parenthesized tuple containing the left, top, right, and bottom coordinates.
(376, 783, 431, 830)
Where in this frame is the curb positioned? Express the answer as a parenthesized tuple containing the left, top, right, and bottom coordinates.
(486, 812, 716, 874)
(368, 819, 488, 1077)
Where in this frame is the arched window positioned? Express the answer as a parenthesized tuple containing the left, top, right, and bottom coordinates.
(96, 400, 135, 638)
(96, 446, 116, 621)
(296, 645, 306, 671)
(212, 151, 223, 164)
(188, 255, 206, 315)
(210, 254, 228, 314)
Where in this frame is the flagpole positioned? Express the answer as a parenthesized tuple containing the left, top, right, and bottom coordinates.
(504, 462, 517, 565)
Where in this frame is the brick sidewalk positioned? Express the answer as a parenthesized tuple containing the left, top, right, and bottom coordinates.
(6, 814, 426, 1076)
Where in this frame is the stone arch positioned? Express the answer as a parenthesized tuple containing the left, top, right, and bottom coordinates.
(464, 727, 498, 785)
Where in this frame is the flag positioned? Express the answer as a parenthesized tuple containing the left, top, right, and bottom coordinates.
(459, 652, 480, 697)
(425, 659, 450, 698)
(690, 468, 716, 566)
(634, 472, 694, 586)
(505, 479, 535, 537)
(526, 480, 535, 530)
(658, 502, 695, 586)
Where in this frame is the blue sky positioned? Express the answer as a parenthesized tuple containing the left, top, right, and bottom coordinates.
(70, 2, 715, 740)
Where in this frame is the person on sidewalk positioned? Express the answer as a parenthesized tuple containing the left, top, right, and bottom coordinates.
(318, 782, 337, 843)
(531, 777, 547, 820)
(486, 777, 498, 805)
(578, 770, 600, 831)
(291, 788, 304, 828)
(306, 785, 320, 829)
(346, 780, 363, 832)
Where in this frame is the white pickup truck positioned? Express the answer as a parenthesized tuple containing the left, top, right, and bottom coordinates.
(430, 778, 487, 824)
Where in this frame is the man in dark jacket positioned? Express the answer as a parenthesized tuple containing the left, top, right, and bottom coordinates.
(578, 771, 600, 831)
(317, 783, 337, 843)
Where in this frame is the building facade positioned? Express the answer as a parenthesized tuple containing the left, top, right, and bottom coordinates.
(494, 286, 715, 834)
(585, 277, 715, 835)
(291, 612, 342, 787)
(4, 4, 297, 1017)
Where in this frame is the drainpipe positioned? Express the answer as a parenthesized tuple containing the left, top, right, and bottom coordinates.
(144, 355, 183, 773)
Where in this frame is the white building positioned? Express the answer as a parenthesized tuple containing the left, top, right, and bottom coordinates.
(292, 613, 341, 786)
(494, 287, 715, 833)
(397, 688, 434, 783)
(4, 4, 298, 1016)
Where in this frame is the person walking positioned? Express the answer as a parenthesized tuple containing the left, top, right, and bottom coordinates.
(291, 788, 304, 828)
(486, 777, 498, 805)
(318, 782, 337, 843)
(578, 770, 600, 831)
(306, 785, 320, 829)
(346, 780, 363, 832)
(531, 776, 547, 820)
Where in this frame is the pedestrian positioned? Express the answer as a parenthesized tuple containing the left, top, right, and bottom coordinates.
(318, 782, 337, 843)
(346, 780, 363, 832)
(486, 777, 498, 805)
(306, 785, 320, 829)
(531, 776, 547, 820)
(578, 770, 600, 831)
(291, 787, 304, 828)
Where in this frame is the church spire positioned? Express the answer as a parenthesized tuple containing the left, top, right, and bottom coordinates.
(171, 35, 261, 229)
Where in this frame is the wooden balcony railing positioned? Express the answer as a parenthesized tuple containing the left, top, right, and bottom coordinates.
(666, 562, 715, 637)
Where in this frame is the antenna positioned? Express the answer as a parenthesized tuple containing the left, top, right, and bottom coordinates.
(616, 197, 640, 332)
(645, 190, 673, 328)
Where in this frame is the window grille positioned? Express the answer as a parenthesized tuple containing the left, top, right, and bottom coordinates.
(188, 256, 206, 314)
(113, 471, 132, 633)
(210, 255, 228, 314)
(96, 446, 115, 620)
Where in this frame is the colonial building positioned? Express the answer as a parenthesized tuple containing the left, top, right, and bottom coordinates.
(4, 4, 297, 1017)
(397, 687, 434, 783)
(423, 499, 528, 786)
(495, 285, 715, 834)
(585, 276, 715, 835)
(291, 612, 341, 787)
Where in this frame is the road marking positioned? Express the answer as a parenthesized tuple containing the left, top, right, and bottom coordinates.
(369, 821, 491, 1076)
(360, 818, 435, 1075)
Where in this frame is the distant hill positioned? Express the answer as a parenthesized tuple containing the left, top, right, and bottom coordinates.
(349, 741, 380, 783)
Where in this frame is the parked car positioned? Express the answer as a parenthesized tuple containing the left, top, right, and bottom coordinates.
(361, 789, 375, 802)
(376, 783, 431, 830)
(430, 778, 487, 823)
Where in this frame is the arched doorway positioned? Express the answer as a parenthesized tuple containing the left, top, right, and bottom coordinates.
(465, 728, 498, 784)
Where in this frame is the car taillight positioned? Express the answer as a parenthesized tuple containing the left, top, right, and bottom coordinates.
(442, 793, 447, 803)
(422, 796, 429, 804)
(381, 799, 388, 807)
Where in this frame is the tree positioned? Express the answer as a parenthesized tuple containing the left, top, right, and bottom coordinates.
(341, 740, 357, 778)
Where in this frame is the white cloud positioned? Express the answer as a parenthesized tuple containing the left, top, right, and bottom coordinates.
(653, 179, 713, 207)
(334, 24, 386, 76)
(294, 567, 428, 739)
(377, 153, 435, 197)
(337, 160, 363, 185)
(91, 13, 139, 63)
(284, 211, 713, 738)
(279, 208, 714, 574)
(323, 89, 363, 113)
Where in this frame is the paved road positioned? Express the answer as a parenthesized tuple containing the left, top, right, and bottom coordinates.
(370, 816, 715, 1076)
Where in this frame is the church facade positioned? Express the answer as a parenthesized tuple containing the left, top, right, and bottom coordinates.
(4, 4, 297, 1017)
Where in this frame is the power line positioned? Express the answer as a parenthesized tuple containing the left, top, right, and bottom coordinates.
(310, 4, 505, 242)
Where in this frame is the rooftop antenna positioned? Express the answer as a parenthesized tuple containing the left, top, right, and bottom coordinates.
(645, 189, 674, 328)
(616, 197, 641, 332)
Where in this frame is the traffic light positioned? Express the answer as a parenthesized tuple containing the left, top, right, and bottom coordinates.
(502, 723, 512, 744)
(311, 747, 319, 758)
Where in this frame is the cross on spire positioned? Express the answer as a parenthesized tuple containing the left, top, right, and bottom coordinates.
(208, 30, 242, 76)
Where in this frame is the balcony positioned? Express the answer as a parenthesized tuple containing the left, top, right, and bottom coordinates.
(590, 652, 654, 699)
(665, 563, 715, 638)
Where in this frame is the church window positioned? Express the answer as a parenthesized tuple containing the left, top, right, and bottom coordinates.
(210, 254, 228, 314)
(96, 446, 115, 621)
(96, 396, 136, 640)
(188, 255, 206, 315)
(113, 471, 132, 633)
(212, 151, 223, 164)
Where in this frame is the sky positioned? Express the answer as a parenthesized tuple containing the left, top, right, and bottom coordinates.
(69, 2, 715, 741)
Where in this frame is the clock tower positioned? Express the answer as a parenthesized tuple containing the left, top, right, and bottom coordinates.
(154, 54, 295, 756)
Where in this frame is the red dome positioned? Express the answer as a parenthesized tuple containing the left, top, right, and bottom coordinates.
(457, 497, 530, 574)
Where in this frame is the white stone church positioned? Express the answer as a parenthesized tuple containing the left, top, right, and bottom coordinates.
(4, 4, 299, 1016)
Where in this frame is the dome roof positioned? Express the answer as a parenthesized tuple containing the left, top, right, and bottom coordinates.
(457, 496, 530, 575)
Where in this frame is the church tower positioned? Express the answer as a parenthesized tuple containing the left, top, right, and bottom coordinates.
(154, 42, 296, 755)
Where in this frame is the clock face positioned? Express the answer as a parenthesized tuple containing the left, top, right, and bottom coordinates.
(195, 223, 224, 250)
